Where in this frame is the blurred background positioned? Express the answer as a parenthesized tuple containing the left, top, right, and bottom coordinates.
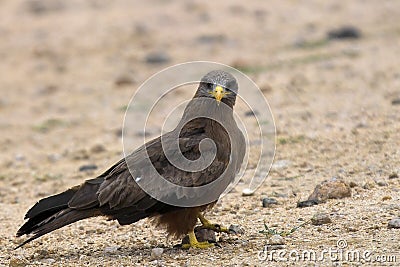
(1, 0, 400, 265)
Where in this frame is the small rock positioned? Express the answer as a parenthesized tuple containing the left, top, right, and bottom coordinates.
(311, 213, 332, 225)
(375, 180, 388, 187)
(388, 218, 400, 229)
(229, 224, 244, 234)
(15, 154, 25, 161)
(47, 153, 61, 162)
(145, 51, 170, 64)
(242, 188, 255, 196)
(349, 181, 358, 188)
(363, 179, 375, 189)
(391, 99, 400, 105)
(269, 234, 285, 245)
(79, 164, 98, 172)
(382, 195, 392, 201)
(134, 23, 149, 35)
(327, 26, 362, 40)
(244, 110, 259, 117)
(91, 144, 106, 153)
(104, 246, 120, 253)
(262, 197, 278, 207)
(114, 73, 135, 87)
(297, 199, 319, 208)
(181, 227, 216, 245)
(25, 0, 65, 15)
(151, 248, 164, 260)
(259, 83, 272, 93)
(307, 177, 351, 203)
(9, 256, 28, 267)
(389, 173, 398, 179)
(114, 128, 123, 137)
(346, 226, 358, 232)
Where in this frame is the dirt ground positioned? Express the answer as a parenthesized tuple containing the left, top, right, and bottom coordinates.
(1, 0, 400, 266)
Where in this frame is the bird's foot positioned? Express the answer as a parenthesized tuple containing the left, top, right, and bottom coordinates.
(198, 213, 229, 233)
(182, 241, 214, 249)
(181, 231, 214, 249)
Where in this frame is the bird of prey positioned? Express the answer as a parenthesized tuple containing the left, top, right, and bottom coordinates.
(16, 70, 246, 249)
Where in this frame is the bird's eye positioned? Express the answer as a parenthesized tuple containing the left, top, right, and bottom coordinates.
(206, 83, 213, 90)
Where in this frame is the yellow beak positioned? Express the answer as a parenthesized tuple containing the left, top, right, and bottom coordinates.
(214, 86, 224, 103)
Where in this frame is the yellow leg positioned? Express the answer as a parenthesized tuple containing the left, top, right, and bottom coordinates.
(198, 213, 229, 233)
(181, 230, 214, 249)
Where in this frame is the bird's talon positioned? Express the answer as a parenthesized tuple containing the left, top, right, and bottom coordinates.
(182, 241, 214, 249)
(198, 214, 229, 233)
(201, 223, 229, 233)
(182, 230, 215, 249)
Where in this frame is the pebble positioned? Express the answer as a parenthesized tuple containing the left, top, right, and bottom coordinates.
(145, 51, 170, 64)
(363, 179, 375, 189)
(151, 248, 164, 260)
(9, 257, 28, 267)
(259, 83, 272, 93)
(297, 199, 319, 208)
(388, 218, 400, 229)
(15, 154, 25, 161)
(349, 181, 358, 188)
(307, 177, 351, 203)
(388, 173, 398, 179)
(242, 188, 255, 196)
(391, 98, 400, 105)
(244, 109, 259, 117)
(382, 195, 392, 201)
(262, 197, 278, 207)
(375, 180, 388, 187)
(79, 164, 98, 172)
(327, 26, 362, 40)
(229, 224, 244, 234)
(25, 0, 65, 15)
(311, 213, 332, 225)
(114, 72, 135, 87)
(47, 153, 61, 162)
(91, 144, 106, 153)
(104, 246, 120, 253)
(269, 234, 285, 245)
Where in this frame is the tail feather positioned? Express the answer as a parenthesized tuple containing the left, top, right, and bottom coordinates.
(24, 187, 78, 220)
(15, 208, 98, 249)
(17, 188, 78, 237)
(16, 183, 101, 249)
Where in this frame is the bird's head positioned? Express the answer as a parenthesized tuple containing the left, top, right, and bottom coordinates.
(195, 70, 238, 107)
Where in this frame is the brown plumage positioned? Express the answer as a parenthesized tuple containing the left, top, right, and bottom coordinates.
(16, 70, 245, 249)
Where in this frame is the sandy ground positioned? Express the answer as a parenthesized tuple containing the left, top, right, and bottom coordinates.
(1, 0, 400, 266)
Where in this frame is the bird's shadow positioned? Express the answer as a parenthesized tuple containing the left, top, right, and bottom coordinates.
(27, 242, 219, 262)
(23, 239, 233, 263)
